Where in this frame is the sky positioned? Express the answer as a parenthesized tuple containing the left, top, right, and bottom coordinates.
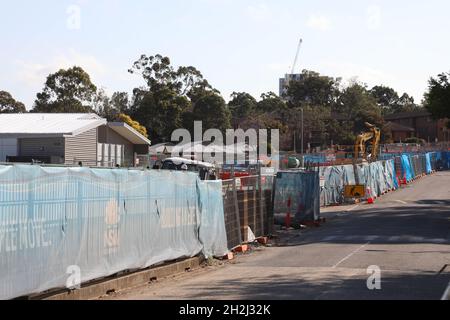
(1, 0, 449, 109)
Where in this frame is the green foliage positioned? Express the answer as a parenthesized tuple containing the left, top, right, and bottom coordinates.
(27, 54, 442, 148)
(192, 92, 231, 132)
(33, 66, 97, 113)
(117, 113, 148, 138)
(425, 72, 450, 120)
(0, 91, 26, 113)
(228, 92, 257, 128)
(287, 70, 341, 107)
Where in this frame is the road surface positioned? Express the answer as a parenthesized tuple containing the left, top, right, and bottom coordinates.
(104, 172, 450, 300)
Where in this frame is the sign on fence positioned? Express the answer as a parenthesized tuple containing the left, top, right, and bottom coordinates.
(344, 185, 366, 198)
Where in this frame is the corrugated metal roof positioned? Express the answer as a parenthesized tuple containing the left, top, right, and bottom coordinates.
(0, 113, 106, 136)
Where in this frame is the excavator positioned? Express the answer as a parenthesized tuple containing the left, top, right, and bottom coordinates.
(354, 122, 381, 162)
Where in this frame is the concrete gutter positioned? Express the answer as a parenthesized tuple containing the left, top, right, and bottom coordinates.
(31, 256, 204, 300)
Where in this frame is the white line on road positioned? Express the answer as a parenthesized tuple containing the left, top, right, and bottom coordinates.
(395, 200, 408, 205)
(332, 242, 371, 269)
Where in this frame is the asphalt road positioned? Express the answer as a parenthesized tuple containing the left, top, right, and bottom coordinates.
(105, 172, 450, 300)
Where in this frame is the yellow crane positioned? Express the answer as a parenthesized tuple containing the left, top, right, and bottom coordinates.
(354, 122, 381, 161)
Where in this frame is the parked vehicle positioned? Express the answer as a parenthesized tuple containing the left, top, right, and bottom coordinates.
(161, 157, 216, 180)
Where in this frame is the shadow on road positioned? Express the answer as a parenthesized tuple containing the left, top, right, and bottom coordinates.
(276, 203, 450, 247)
(182, 270, 450, 300)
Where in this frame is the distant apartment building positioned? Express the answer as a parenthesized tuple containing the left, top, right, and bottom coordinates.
(279, 74, 303, 98)
(384, 110, 449, 143)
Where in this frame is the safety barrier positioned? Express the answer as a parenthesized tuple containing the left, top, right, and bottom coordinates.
(221, 175, 275, 250)
(319, 151, 450, 207)
(0, 165, 227, 300)
(319, 160, 398, 206)
(273, 171, 321, 224)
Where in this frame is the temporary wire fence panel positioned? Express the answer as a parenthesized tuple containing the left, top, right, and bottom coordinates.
(221, 179, 242, 250)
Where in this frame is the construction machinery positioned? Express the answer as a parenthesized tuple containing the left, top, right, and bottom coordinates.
(354, 122, 381, 161)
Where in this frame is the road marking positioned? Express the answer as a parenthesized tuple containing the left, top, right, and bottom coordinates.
(395, 200, 408, 205)
(332, 242, 371, 269)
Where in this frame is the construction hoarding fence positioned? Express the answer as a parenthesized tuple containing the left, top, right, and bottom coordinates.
(319, 159, 398, 206)
(273, 171, 321, 224)
(0, 165, 228, 300)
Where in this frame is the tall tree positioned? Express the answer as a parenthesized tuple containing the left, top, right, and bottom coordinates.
(425, 72, 450, 122)
(287, 70, 341, 107)
(129, 54, 222, 142)
(257, 92, 287, 113)
(228, 92, 257, 128)
(130, 87, 190, 142)
(336, 82, 384, 134)
(192, 92, 231, 132)
(33, 66, 97, 113)
(370, 85, 399, 114)
(0, 91, 26, 113)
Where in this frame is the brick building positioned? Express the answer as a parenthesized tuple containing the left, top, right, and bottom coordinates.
(385, 111, 449, 143)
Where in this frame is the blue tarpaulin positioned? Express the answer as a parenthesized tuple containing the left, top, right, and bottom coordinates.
(274, 171, 320, 222)
(0, 165, 228, 300)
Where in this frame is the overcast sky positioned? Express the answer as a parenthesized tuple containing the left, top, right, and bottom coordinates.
(1, 0, 449, 108)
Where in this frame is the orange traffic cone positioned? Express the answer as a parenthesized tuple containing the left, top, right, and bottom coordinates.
(366, 187, 375, 204)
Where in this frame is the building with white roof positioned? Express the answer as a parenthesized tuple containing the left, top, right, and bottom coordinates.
(0, 113, 151, 167)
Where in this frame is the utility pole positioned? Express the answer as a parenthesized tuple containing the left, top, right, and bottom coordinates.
(301, 107, 304, 168)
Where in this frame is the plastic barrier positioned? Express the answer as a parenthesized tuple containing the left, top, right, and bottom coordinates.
(320, 160, 397, 206)
(274, 171, 320, 223)
(0, 165, 227, 300)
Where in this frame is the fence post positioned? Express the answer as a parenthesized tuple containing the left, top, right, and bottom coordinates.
(258, 165, 264, 237)
(232, 177, 242, 245)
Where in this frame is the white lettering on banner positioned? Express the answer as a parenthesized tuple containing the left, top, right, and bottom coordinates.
(0, 219, 52, 253)
(104, 199, 120, 255)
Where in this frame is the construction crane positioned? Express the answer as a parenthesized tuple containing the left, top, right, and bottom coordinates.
(284, 38, 303, 87)
(354, 122, 381, 161)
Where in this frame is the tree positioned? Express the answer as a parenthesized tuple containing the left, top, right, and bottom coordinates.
(93, 90, 131, 121)
(33, 66, 97, 113)
(117, 113, 148, 138)
(111, 92, 130, 114)
(228, 92, 257, 128)
(287, 70, 341, 107)
(130, 87, 190, 142)
(257, 92, 287, 113)
(336, 82, 384, 136)
(370, 85, 399, 114)
(192, 92, 231, 132)
(128, 54, 219, 142)
(425, 72, 450, 122)
(0, 91, 26, 113)
(129, 54, 213, 100)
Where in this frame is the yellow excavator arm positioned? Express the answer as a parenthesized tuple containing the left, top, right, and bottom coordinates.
(354, 122, 381, 161)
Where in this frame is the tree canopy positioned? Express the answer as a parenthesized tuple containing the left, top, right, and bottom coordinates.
(0, 91, 26, 113)
(21, 54, 441, 149)
(33, 66, 97, 113)
(425, 72, 450, 122)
